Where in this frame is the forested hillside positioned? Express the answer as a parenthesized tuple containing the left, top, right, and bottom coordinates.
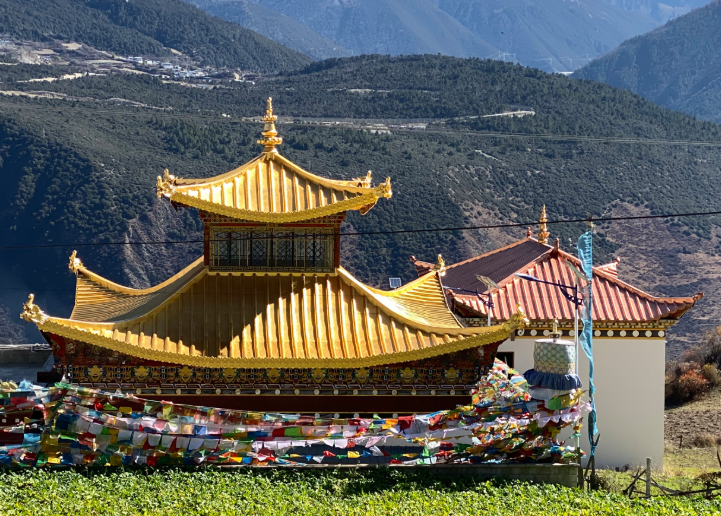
(0, 0, 310, 71)
(575, 0, 721, 124)
(0, 55, 719, 355)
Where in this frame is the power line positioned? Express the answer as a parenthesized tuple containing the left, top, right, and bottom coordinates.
(2, 209, 720, 251)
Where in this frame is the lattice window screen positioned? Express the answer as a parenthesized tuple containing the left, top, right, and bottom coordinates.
(211, 227, 334, 272)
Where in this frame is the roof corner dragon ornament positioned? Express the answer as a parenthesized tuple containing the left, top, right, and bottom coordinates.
(156, 169, 177, 198)
(68, 250, 83, 274)
(20, 294, 46, 324)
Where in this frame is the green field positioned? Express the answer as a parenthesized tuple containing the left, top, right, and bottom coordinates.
(0, 468, 718, 516)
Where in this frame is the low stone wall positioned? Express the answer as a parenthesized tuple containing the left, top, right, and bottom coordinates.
(0, 344, 51, 365)
(415, 463, 580, 487)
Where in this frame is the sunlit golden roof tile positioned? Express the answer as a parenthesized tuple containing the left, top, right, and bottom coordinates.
(24, 261, 525, 368)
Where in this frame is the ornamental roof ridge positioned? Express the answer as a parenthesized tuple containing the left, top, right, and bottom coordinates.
(444, 237, 551, 272)
(68, 256, 206, 322)
(156, 101, 393, 222)
(22, 265, 529, 368)
(448, 245, 702, 323)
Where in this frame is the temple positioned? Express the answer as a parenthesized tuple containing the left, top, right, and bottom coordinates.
(20, 99, 526, 414)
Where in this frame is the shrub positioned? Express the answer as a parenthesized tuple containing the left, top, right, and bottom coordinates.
(689, 433, 721, 448)
(675, 370, 710, 401)
(701, 363, 721, 386)
(683, 327, 721, 369)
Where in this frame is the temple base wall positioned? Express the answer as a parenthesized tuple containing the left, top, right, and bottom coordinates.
(498, 336, 665, 469)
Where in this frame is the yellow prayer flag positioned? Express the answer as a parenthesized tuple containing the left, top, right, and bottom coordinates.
(119, 407, 132, 414)
(347, 451, 360, 458)
(47, 456, 61, 464)
(402, 453, 418, 458)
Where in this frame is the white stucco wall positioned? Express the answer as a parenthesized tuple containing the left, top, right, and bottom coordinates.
(497, 336, 665, 469)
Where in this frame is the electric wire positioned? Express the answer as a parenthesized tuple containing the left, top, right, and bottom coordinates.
(2, 209, 720, 251)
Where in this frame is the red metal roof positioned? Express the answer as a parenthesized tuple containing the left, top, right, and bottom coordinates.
(417, 237, 702, 323)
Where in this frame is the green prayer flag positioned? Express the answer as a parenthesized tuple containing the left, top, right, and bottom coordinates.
(284, 426, 302, 437)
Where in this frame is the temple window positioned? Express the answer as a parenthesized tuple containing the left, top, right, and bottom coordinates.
(209, 226, 335, 272)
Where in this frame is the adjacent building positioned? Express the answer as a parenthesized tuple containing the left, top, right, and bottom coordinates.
(411, 212, 702, 467)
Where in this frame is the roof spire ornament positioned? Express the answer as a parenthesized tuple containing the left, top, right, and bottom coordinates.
(433, 254, 447, 276)
(69, 250, 83, 274)
(538, 205, 550, 244)
(257, 97, 283, 152)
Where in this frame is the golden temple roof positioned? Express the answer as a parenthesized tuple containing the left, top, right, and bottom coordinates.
(22, 257, 526, 368)
(156, 99, 392, 222)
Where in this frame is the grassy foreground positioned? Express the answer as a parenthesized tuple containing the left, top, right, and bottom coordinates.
(0, 468, 718, 516)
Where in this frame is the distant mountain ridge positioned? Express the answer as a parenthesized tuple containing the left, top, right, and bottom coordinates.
(602, 0, 711, 22)
(188, 0, 355, 60)
(0, 0, 310, 71)
(190, 0, 661, 71)
(435, 0, 658, 72)
(254, 0, 499, 58)
(574, 0, 721, 124)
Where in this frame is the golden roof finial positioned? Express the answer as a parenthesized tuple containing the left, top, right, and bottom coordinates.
(433, 254, 446, 276)
(20, 293, 45, 324)
(257, 97, 283, 152)
(550, 318, 560, 339)
(538, 205, 549, 244)
(157, 169, 177, 198)
(69, 250, 83, 273)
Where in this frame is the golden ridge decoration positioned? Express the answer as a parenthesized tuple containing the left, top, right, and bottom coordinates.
(68, 250, 83, 273)
(538, 205, 549, 244)
(156, 169, 177, 198)
(381, 176, 393, 198)
(352, 171, 373, 188)
(433, 254, 446, 275)
(510, 303, 530, 329)
(20, 294, 46, 324)
(169, 187, 389, 223)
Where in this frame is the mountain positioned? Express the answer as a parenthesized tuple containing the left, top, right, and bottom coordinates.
(241, 0, 499, 58)
(574, 0, 721, 124)
(1, 55, 721, 356)
(434, 0, 659, 72)
(188, 0, 355, 60)
(0, 0, 310, 71)
(602, 0, 711, 23)
(188, 0, 660, 72)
